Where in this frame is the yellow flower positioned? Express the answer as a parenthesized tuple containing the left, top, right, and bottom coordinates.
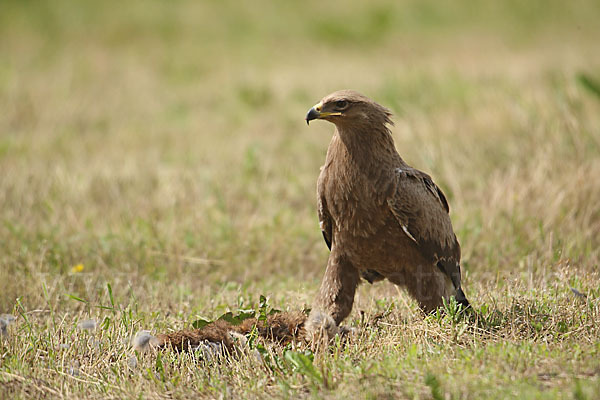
(71, 263, 84, 273)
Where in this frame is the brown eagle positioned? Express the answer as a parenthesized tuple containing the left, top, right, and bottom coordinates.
(305, 90, 469, 333)
(145, 90, 470, 354)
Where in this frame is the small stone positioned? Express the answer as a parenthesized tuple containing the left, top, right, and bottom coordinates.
(0, 314, 16, 336)
(67, 361, 81, 376)
(77, 319, 98, 332)
(192, 341, 223, 362)
(131, 330, 161, 352)
(127, 355, 138, 370)
(0, 314, 16, 323)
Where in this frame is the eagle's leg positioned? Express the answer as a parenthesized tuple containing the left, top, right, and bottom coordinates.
(305, 253, 360, 338)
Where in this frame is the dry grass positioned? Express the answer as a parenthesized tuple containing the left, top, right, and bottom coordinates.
(1, 0, 600, 398)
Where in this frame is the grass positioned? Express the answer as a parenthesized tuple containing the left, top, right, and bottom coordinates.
(1, 0, 600, 398)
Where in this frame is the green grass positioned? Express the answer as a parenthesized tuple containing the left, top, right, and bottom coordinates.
(1, 0, 600, 398)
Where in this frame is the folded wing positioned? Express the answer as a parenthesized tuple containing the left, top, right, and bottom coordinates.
(387, 167, 462, 289)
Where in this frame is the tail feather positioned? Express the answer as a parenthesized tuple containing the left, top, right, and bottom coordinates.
(455, 287, 470, 309)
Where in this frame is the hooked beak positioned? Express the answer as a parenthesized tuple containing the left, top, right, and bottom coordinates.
(305, 101, 342, 125)
(305, 107, 320, 125)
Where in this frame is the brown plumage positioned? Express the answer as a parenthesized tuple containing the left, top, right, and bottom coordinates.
(304, 90, 469, 333)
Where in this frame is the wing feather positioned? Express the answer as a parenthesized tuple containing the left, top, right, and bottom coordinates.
(317, 169, 333, 251)
(318, 196, 332, 250)
(387, 167, 462, 288)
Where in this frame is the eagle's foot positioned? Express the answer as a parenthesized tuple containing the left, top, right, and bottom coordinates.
(304, 310, 357, 348)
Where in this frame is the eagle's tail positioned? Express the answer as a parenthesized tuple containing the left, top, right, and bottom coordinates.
(455, 287, 471, 310)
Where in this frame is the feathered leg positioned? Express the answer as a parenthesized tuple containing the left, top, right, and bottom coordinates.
(306, 252, 360, 338)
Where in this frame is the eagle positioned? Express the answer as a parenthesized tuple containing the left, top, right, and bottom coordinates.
(304, 90, 469, 333)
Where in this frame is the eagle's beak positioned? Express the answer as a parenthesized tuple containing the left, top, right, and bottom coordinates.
(305, 102, 323, 125)
(305, 101, 342, 125)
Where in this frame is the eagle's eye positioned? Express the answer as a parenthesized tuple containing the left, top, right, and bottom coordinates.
(335, 100, 348, 110)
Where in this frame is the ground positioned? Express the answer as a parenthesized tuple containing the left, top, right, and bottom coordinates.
(1, 1, 600, 398)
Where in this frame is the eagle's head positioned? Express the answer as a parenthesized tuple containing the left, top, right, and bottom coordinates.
(305, 90, 393, 129)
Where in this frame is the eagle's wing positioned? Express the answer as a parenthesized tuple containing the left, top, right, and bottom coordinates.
(317, 170, 333, 251)
(387, 167, 462, 289)
(318, 196, 333, 251)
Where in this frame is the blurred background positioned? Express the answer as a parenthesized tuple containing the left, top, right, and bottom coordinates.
(1, 0, 599, 312)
